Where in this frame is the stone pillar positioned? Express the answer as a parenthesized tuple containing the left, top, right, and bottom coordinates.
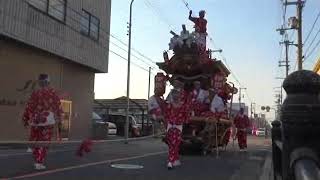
(281, 70, 320, 180)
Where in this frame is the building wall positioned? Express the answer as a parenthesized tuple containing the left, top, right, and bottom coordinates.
(228, 103, 249, 116)
(0, 38, 94, 140)
(0, 0, 111, 72)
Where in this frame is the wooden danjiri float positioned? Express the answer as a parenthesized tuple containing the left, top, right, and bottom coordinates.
(153, 10, 238, 156)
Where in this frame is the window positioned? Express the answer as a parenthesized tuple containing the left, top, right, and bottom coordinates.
(80, 10, 100, 41)
(80, 11, 90, 36)
(28, 0, 66, 22)
(29, 0, 47, 11)
(48, 0, 66, 21)
(90, 16, 99, 40)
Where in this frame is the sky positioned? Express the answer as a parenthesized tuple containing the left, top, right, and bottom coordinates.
(94, 0, 320, 121)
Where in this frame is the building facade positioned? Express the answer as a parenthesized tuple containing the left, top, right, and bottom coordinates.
(0, 0, 111, 140)
(94, 97, 148, 125)
(227, 103, 249, 117)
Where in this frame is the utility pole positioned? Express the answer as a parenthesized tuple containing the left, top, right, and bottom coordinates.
(125, 0, 135, 144)
(147, 67, 151, 135)
(238, 88, 247, 109)
(250, 103, 256, 119)
(274, 87, 283, 106)
(297, 0, 303, 70)
(283, 0, 304, 70)
(279, 34, 294, 77)
(147, 67, 151, 99)
(275, 78, 285, 104)
(274, 92, 281, 118)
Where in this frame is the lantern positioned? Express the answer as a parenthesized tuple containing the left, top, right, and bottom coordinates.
(155, 73, 167, 96)
(211, 72, 226, 90)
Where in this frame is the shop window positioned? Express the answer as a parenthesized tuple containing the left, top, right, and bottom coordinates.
(80, 10, 100, 41)
(28, 0, 66, 22)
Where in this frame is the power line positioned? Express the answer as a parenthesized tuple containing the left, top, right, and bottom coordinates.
(143, 0, 176, 32)
(36, 0, 160, 69)
(282, 0, 288, 27)
(303, 10, 320, 44)
(7, 0, 155, 74)
(303, 27, 320, 60)
(109, 50, 149, 72)
(45, 0, 160, 69)
(304, 37, 320, 61)
(110, 41, 158, 69)
(109, 33, 159, 64)
(181, 0, 191, 10)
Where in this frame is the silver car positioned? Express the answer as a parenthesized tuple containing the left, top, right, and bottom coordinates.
(256, 128, 266, 136)
(92, 112, 117, 135)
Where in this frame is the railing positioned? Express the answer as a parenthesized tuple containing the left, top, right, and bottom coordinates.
(271, 70, 320, 180)
(272, 121, 320, 180)
(294, 159, 320, 180)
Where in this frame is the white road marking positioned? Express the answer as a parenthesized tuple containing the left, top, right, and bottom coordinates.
(6, 151, 167, 179)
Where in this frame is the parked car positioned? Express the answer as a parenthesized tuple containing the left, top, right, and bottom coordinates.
(256, 128, 266, 136)
(252, 129, 257, 136)
(92, 112, 117, 135)
(104, 114, 140, 137)
(107, 122, 117, 135)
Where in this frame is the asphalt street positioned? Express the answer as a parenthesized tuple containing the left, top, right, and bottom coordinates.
(0, 136, 272, 180)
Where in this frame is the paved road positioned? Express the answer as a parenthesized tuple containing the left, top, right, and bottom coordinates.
(0, 136, 272, 180)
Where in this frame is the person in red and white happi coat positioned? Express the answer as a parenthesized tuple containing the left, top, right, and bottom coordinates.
(189, 10, 207, 52)
(192, 81, 210, 116)
(22, 74, 63, 170)
(201, 89, 227, 118)
(166, 79, 184, 103)
(148, 89, 166, 137)
(163, 88, 192, 169)
(233, 108, 250, 151)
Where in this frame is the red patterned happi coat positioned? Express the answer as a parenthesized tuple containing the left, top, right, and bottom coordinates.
(23, 87, 62, 127)
(23, 87, 62, 163)
(234, 114, 250, 149)
(163, 90, 193, 163)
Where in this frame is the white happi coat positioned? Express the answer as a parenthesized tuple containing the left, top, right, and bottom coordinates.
(210, 94, 225, 113)
(194, 89, 209, 104)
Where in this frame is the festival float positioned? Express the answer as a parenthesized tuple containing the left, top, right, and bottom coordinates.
(154, 10, 238, 155)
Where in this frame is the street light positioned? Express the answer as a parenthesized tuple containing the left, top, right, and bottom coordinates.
(211, 49, 223, 53)
(261, 106, 278, 119)
(125, 0, 135, 144)
(238, 87, 247, 108)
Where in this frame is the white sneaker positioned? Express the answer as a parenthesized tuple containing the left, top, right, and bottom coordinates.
(27, 148, 32, 153)
(173, 160, 181, 167)
(34, 163, 46, 170)
(239, 149, 244, 152)
(167, 162, 173, 170)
